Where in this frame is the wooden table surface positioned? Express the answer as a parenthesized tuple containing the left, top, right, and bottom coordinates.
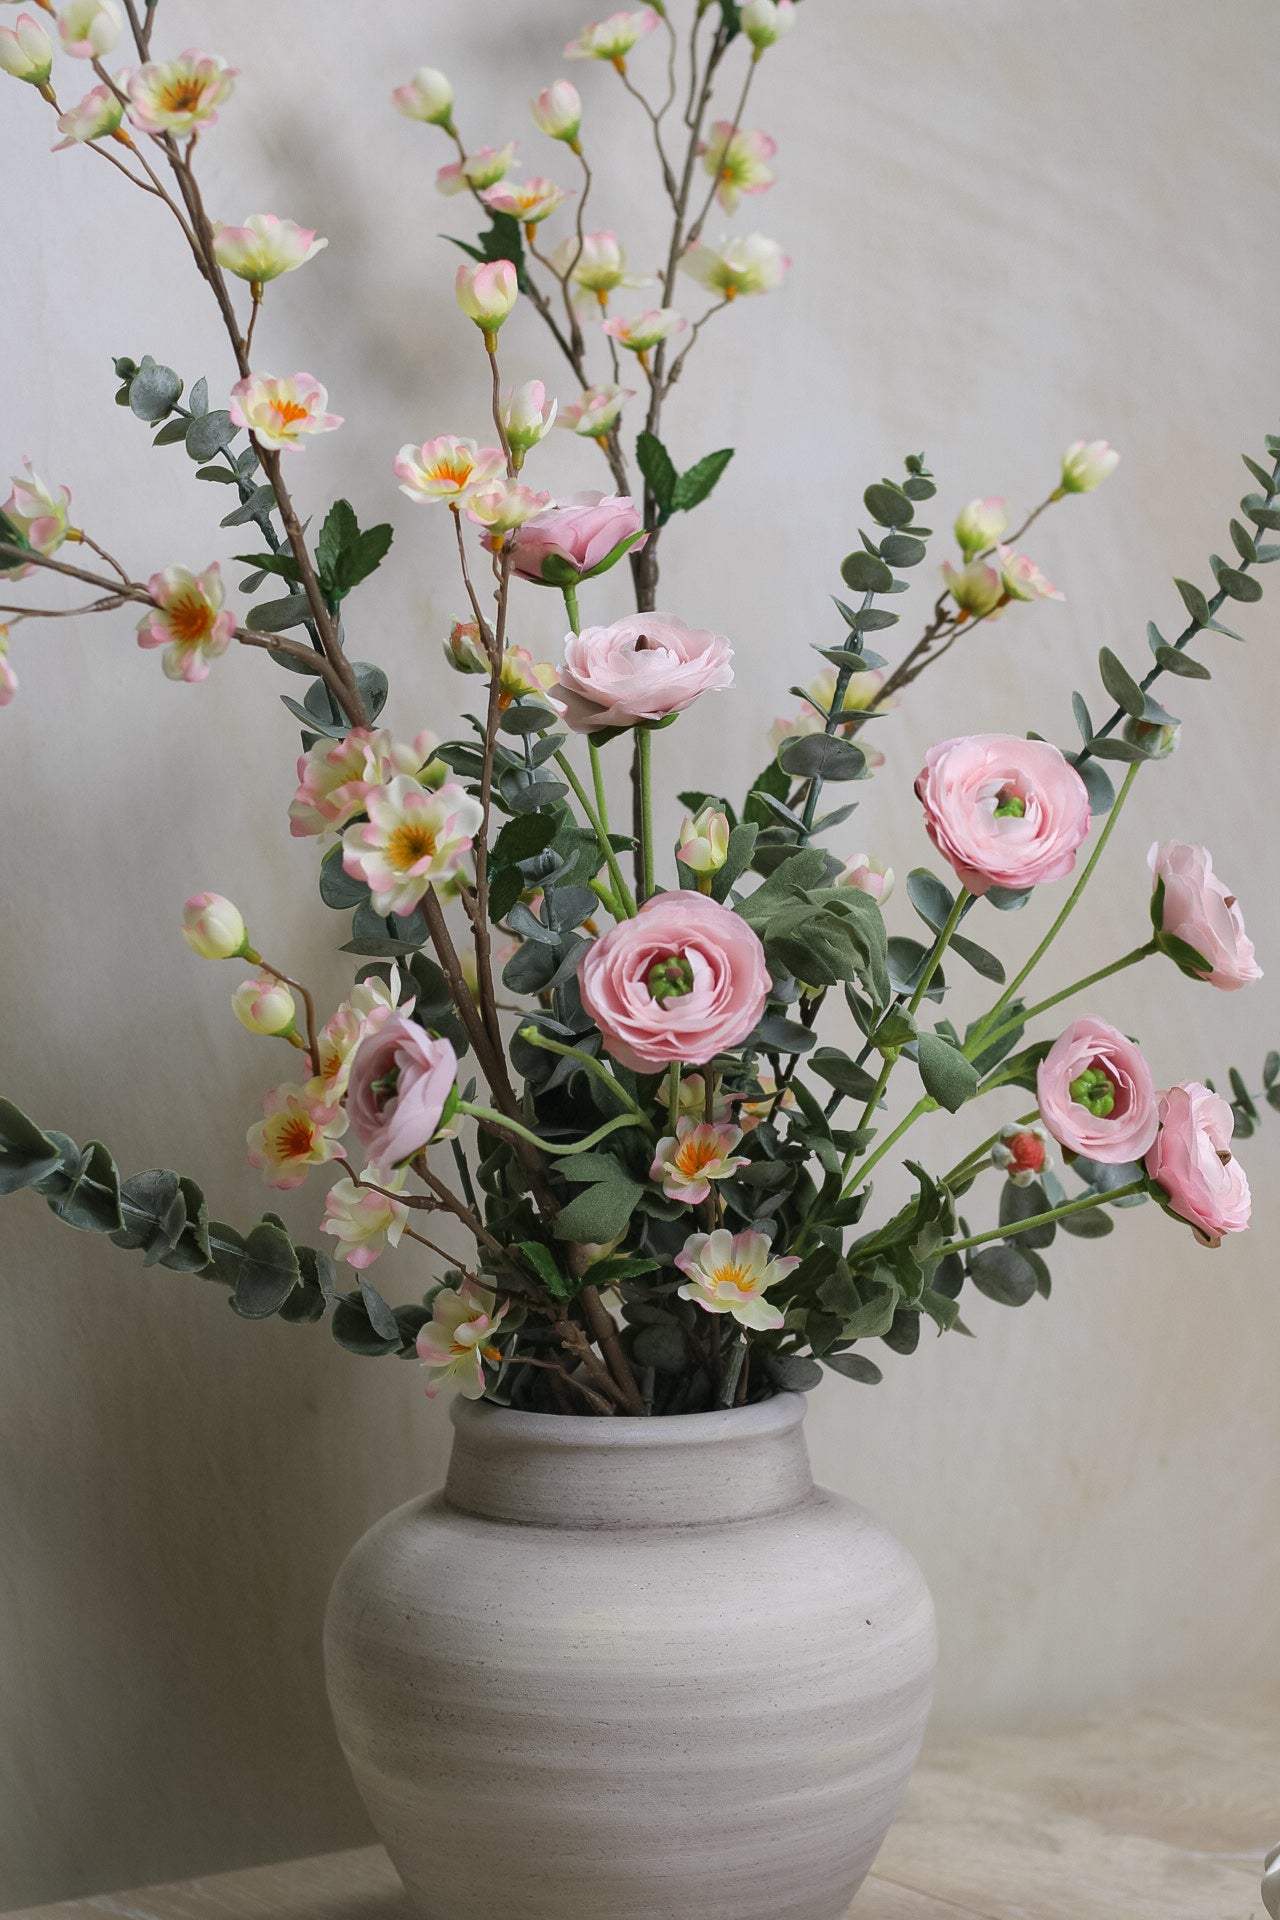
(8, 1693, 1277, 1919)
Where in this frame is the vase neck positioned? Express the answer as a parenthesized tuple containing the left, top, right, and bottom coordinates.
(444, 1393, 814, 1529)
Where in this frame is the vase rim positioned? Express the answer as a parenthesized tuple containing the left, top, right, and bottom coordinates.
(450, 1389, 806, 1449)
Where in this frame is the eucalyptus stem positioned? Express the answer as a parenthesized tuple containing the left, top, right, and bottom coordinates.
(942, 1181, 1147, 1256)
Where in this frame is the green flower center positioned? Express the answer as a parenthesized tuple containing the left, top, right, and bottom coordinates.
(1069, 1066, 1116, 1117)
(993, 785, 1026, 819)
(647, 954, 694, 1003)
(371, 1066, 401, 1105)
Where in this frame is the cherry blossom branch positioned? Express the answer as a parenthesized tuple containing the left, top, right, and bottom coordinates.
(616, 67, 678, 204)
(253, 960, 320, 1071)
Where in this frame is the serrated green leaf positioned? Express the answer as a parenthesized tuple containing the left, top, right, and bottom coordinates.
(635, 430, 677, 518)
(672, 447, 734, 514)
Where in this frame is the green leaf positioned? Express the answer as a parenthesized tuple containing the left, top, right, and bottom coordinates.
(672, 447, 734, 514)
(358, 1276, 400, 1341)
(316, 499, 394, 605)
(999, 1177, 1056, 1250)
(331, 1291, 401, 1356)
(808, 1047, 880, 1102)
(494, 811, 559, 866)
(864, 483, 914, 528)
(1154, 646, 1211, 680)
(233, 551, 302, 583)
(1098, 647, 1145, 719)
(1173, 578, 1210, 626)
(949, 934, 1005, 984)
(1057, 1205, 1113, 1239)
(220, 484, 276, 527)
(152, 419, 189, 447)
(43, 1140, 123, 1234)
(443, 211, 528, 287)
(635, 430, 678, 520)
(777, 733, 866, 782)
(0, 1097, 62, 1195)
(231, 1221, 302, 1319)
(916, 1034, 979, 1113)
(1071, 692, 1094, 743)
(184, 410, 237, 462)
(1085, 736, 1148, 763)
(188, 375, 209, 417)
(1229, 519, 1259, 564)
(880, 533, 927, 568)
(247, 593, 311, 633)
(968, 1245, 1038, 1306)
(840, 551, 894, 594)
(906, 868, 955, 935)
(710, 821, 759, 903)
(128, 356, 183, 423)
(824, 1352, 884, 1385)
(552, 1178, 644, 1244)
(110, 1168, 184, 1259)
(632, 1322, 687, 1372)
(1214, 564, 1262, 603)
(761, 1352, 824, 1392)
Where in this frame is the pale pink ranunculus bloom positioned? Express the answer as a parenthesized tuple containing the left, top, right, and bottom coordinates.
(182, 892, 247, 960)
(602, 307, 688, 353)
(1061, 439, 1120, 494)
(741, 0, 796, 50)
(996, 543, 1064, 603)
(650, 1119, 749, 1205)
(558, 383, 634, 437)
(52, 81, 123, 148)
(232, 974, 296, 1037)
(246, 1082, 348, 1190)
(346, 1013, 458, 1172)
(2, 457, 72, 579)
(699, 120, 777, 215)
(0, 13, 54, 83)
(680, 232, 790, 299)
(212, 214, 328, 284)
(455, 259, 519, 332)
(1036, 1016, 1158, 1164)
(530, 79, 582, 144)
(1145, 1082, 1250, 1248)
(481, 176, 572, 226)
(56, 0, 121, 60)
(391, 66, 453, 126)
(310, 976, 399, 1103)
(1149, 840, 1262, 991)
(942, 556, 1004, 618)
(510, 490, 645, 584)
(675, 1227, 797, 1331)
(578, 890, 769, 1072)
(565, 8, 659, 63)
(121, 49, 238, 135)
(836, 853, 894, 904)
(342, 774, 484, 917)
(953, 496, 1009, 558)
(323, 1166, 410, 1270)
(136, 562, 235, 683)
(416, 1280, 508, 1399)
(0, 629, 16, 707)
(915, 733, 1090, 897)
(394, 435, 505, 507)
(229, 372, 342, 451)
(553, 610, 733, 733)
(435, 142, 518, 196)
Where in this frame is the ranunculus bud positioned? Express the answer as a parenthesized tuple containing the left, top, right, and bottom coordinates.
(0, 13, 54, 84)
(455, 259, 519, 339)
(232, 975, 297, 1037)
(346, 1013, 459, 1172)
(953, 496, 1008, 558)
(991, 1122, 1049, 1187)
(741, 0, 796, 51)
(676, 807, 731, 878)
(1123, 714, 1180, 759)
(836, 853, 894, 904)
(1059, 439, 1120, 494)
(183, 892, 250, 960)
(1149, 840, 1262, 990)
(941, 557, 1004, 618)
(500, 379, 558, 462)
(392, 66, 454, 127)
(1145, 1082, 1251, 1247)
(510, 491, 646, 586)
(531, 78, 582, 144)
(443, 618, 489, 676)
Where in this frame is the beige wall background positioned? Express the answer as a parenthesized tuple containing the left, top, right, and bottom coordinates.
(3, 0, 1280, 1906)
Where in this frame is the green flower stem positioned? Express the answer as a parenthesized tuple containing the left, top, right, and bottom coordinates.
(940, 1179, 1147, 1257)
(637, 724, 656, 902)
(589, 736, 611, 837)
(975, 939, 1159, 1060)
(845, 1094, 933, 1193)
(909, 890, 969, 1015)
(966, 761, 1141, 1058)
(553, 750, 637, 917)
(666, 1060, 681, 1126)
(516, 1026, 656, 1136)
(940, 1110, 1039, 1189)
(562, 584, 581, 635)
(457, 1102, 648, 1156)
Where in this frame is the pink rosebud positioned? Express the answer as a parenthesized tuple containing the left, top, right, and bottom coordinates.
(915, 734, 1090, 897)
(1145, 1081, 1250, 1247)
(578, 890, 770, 1072)
(1149, 840, 1262, 991)
(1036, 1016, 1158, 1164)
(509, 490, 645, 585)
(346, 1012, 459, 1173)
(553, 611, 733, 733)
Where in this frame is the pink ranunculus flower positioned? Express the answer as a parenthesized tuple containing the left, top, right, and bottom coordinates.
(121, 49, 238, 135)
(578, 890, 770, 1071)
(416, 1280, 508, 1399)
(1149, 840, 1262, 991)
(510, 490, 645, 585)
(310, 975, 399, 1103)
(322, 1166, 410, 1270)
(1036, 1016, 1159, 1164)
(553, 611, 733, 732)
(52, 81, 124, 148)
(229, 372, 342, 451)
(915, 734, 1091, 897)
(346, 1012, 459, 1172)
(246, 1081, 347, 1190)
(136, 562, 235, 683)
(212, 214, 328, 284)
(1145, 1081, 1251, 1248)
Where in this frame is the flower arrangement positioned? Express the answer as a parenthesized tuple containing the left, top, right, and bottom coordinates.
(1, 0, 1274, 1420)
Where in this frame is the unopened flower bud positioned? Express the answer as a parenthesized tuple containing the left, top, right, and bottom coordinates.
(392, 66, 454, 127)
(741, 0, 796, 51)
(0, 13, 54, 84)
(531, 78, 582, 144)
(676, 807, 731, 878)
(1123, 714, 1180, 759)
(233, 975, 297, 1037)
(992, 1122, 1050, 1187)
(443, 618, 489, 676)
(455, 259, 519, 339)
(183, 892, 249, 960)
(942, 556, 1004, 617)
(1059, 439, 1120, 494)
(501, 379, 558, 461)
(953, 496, 1008, 559)
(836, 853, 894, 904)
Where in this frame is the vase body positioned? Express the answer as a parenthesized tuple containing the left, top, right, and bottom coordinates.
(324, 1392, 936, 1920)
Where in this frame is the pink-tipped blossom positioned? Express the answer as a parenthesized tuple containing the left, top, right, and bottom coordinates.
(1061, 440, 1120, 494)
(651, 1119, 749, 1205)
(500, 380, 558, 458)
(942, 556, 1004, 618)
(0, 14, 54, 83)
(530, 79, 582, 144)
(553, 611, 733, 732)
(481, 177, 572, 226)
(391, 66, 453, 126)
(342, 775, 483, 917)
(232, 974, 296, 1037)
(1149, 840, 1261, 989)
(677, 807, 731, 877)
(0, 629, 15, 707)
(1, 459, 72, 577)
(52, 81, 123, 147)
(182, 892, 248, 961)
(136, 562, 235, 683)
(323, 1166, 410, 1270)
(56, 0, 121, 59)
(289, 727, 443, 838)
(510, 491, 645, 585)
(121, 49, 238, 135)
(997, 544, 1064, 603)
(346, 1012, 458, 1172)
(549, 229, 651, 301)
(680, 232, 790, 298)
(565, 9, 659, 64)
(559, 383, 634, 437)
(435, 143, 517, 197)
(953, 496, 1009, 557)
(1036, 1016, 1159, 1164)
(455, 259, 519, 333)
(836, 854, 894, 903)
(915, 734, 1091, 897)
(699, 121, 777, 214)
(246, 1081, 347, 1191)
(1146, 1082, 1250, 1247)
(741, 0, 796, 50)
(310, 976, 399, 1103)
(212, 214, 328, 284)
(602, 307, 688, 353)
(416, 1280, 508, 1399)
(466, 480, 553, 545)
(394, 435, 505, 506)
(657, 1071, 739, 1127)
(675, 1228, 797, 1331)
(578, 890, 770, 1072)
(229, 372, 342, 451)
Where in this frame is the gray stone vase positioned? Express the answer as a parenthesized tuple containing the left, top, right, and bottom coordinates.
(324, 1391, 937, 1920)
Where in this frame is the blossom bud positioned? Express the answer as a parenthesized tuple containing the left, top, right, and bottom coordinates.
(232, 975, 297, 1038)
(836, 853, 894, 904)
(0, 627, 16, 707)
(953, 496, 1008, 559)
(56, 0, 122, 59)
(676, 807, 731, 879)
(182, 892, 250, 961)
(992, 1123, 1050, 1187)
(1059, 439, 1120, 494)
(1123, 713, 1180, 759)
(455, 259, 519, 340)
(741, 0, 796, 51)
(942, 556, 1004, 617)
(391, 66, 454, 127)
(531, 79, 582, 144)
(500, 379, 558, 462)
(443, 618, 489, 676)
(0, 13, 54, 84)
